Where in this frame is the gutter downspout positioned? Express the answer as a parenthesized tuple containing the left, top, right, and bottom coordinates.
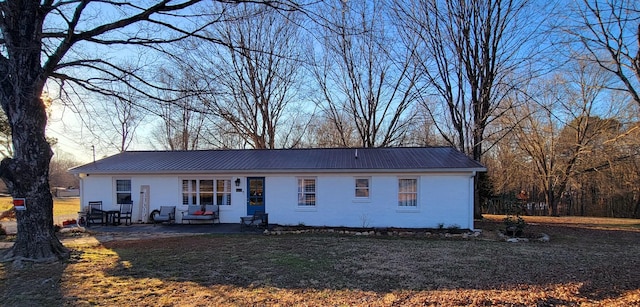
(75, 173, 86, 214)
(469, 171, 477, 231)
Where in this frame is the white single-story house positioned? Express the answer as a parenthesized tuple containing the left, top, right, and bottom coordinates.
(68, 147, 485, 229)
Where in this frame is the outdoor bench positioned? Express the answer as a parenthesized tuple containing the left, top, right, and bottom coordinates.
(181, 205, 219, 224)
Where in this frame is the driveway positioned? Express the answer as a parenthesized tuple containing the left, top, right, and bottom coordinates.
(0, 221, 258, 249)
(1, 220, 248, 235)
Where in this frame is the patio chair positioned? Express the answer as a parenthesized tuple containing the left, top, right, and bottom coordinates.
(240, 211, 268, 231)
(86, 201, 104, 226)
(151, 206, 175, 226)
(117, 203, 133, 226)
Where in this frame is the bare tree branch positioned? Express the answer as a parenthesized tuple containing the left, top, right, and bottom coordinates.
(569, 0, 640, 106)
(312, 0, 421, 148)
(0, 0, 306, 263)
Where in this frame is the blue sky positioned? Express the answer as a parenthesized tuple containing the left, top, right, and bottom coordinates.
(40, 0, 640, 164)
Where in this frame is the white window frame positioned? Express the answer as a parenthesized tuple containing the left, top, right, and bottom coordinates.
(398, 177, 418, 208)
(354, 177, 371, 201)
(182, 178, 232, 206)
(182, 179, 198, 206)
(215, 179, 232, 206)
(297, 177, 317, 207)
(198, 179, 214, 206)
(115, 179, 132, 204)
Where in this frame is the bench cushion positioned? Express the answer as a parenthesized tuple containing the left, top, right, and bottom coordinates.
(183, 214, 214, 220)
(187, 206, 201, 215)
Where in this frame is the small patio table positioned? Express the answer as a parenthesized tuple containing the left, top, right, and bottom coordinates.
(105, 210, 121, 226)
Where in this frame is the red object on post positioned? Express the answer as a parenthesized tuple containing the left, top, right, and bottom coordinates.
(13, 198, 26, 211)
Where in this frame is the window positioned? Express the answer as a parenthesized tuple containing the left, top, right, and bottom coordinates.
(182, 180, 197, 205)
(216, 179, 231, 206)
(297, 178, 316, 206)
(183, 178, 231, 206)
(355, 177, 370, 198)
(199, 180, 214, 205)
(116, 179, 132, 204)
(398, 178, 417, 207)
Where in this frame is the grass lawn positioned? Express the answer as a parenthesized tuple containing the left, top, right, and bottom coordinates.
(1, 216, 639, 306)
(484, 214, 640, 230)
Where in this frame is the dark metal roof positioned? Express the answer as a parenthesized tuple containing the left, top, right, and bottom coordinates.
(69, 147, 486, 174)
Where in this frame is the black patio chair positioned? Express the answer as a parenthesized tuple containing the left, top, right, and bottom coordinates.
(240, 211, 268, 231)
(118, 203, 133, 226)
(86, 201, 104, 226)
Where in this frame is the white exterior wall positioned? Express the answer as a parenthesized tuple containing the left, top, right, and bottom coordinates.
(80, 175, 182, 222)
(79, 172, 475, 229)
(265, 173, 473, 229)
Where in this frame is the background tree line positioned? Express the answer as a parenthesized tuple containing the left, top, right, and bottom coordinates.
(7, 0, 637, 217)
(2, 1, 639, 227)
(64, 0, 636, 218)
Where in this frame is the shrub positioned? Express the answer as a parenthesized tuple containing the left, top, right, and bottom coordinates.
(503, 215, 526, 237)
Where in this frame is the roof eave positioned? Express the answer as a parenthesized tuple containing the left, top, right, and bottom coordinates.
(72, 167, 486, 176)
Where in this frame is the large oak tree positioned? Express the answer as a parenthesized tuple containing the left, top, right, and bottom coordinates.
(0, 0, 299, 263)
(393, 0, 547, 218)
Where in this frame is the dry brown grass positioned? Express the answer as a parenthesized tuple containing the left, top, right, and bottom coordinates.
(0, 198, 12, 213)
(1, 217, 640, 306)
(484, 214, 640, 230)
(0, 197, 79, 221)
(51, 197, 81, 217)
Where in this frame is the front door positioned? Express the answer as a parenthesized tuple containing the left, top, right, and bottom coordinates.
(247, 177, 265, 215)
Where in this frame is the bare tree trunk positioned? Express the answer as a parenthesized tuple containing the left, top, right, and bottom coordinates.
(394, 0, 546, 218)
(0, 79, 66, 263)
(547, 181, 558, 216)
(1, 0, 304, 264)
(0, 2, 69, 262)
(0, 110, 67, 262)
